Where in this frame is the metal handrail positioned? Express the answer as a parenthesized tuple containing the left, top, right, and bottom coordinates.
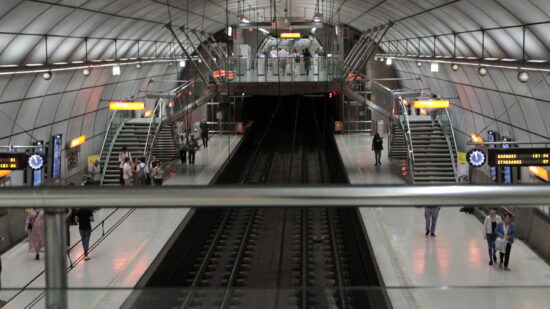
(99, 121, 126, 185)
(143, 98, 164, 156)
(397, 99, 416, 183)
(98, 111, 118, 167)
(2, 185, 550, 208)
(439, 108, 459, 183)
(144, 117, 164, 168)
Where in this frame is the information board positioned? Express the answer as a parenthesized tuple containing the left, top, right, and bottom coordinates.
(488, 148, 550, 166)
(0, 153, 27, 170)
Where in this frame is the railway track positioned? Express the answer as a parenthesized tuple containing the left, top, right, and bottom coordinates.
(131, 97, 390, 309)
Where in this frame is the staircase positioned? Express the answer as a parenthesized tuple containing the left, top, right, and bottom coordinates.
(409, 120, 456, 184)
(152, 124, 177, 162)
(100, 121, 176, 185)
(389, 122, 407, 159)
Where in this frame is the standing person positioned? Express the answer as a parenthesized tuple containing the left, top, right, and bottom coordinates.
(199, 119, 209, 148)
(187, 136, 199, 165)
(495, 213, 516, 271)
(75, 208, 94, 260)
(134, 157, 147, 186)
(88, 159, 100, 185)
(291, 49, 301, 77)
(150, 162, 164, 185)
(278, 47, 289, 76)
(424, 206, 440, 237)
(483, 208, 502, 265)
(269, 46, 278, 74)
(65, 208, 74, 248)
(25, 208, 45, 260)
(118, 146, 131, 185)
(303, 48, 312, 76)
(372, 133, 384, 166)
(317, 47, 327, 73)
(122, 157, 133, 186)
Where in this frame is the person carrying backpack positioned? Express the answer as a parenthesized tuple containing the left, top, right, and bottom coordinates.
(134, 157, 147, 186)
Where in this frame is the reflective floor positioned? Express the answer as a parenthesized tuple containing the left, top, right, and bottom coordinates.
(336, 133, 550, 309)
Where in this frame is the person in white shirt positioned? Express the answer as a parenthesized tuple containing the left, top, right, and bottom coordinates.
(277, 48, 289, 76)
(88, 159, 101, 184)
(118, 146, 131, 185)
(483, 208, 502, 265)
(269, 46, 278, 74)
(122, 157, 133, 186)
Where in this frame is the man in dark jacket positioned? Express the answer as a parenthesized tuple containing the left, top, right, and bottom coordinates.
(199, 119, 209, 147)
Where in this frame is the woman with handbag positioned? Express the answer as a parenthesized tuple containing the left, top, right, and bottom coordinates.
(495, 213, 516, 271)
(25, 208, 45, 260)
(483, 208, 502, 265)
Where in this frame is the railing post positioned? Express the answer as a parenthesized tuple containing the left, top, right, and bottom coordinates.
(45, 208, 67, 309)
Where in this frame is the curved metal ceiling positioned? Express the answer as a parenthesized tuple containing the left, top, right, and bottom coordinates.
(0, 0, 548, 66)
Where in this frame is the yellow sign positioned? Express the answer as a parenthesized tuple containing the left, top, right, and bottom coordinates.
(109, 102, 145, 110)
(528, 166, 549, 182)
(457, 152, 467, 163)
(280, 32, 301, 39)
(413, 100, 450, 109)
(69, 135, 86, 148)
(87, 154, 99, 166)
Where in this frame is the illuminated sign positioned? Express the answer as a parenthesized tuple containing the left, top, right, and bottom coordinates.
(143, 110, 153, 117)
(488, 148, 550, 166)
(280, 32, 301, 39)
(412, 100, 450, 109)
(471, 134, 484, 143)
(0, 170, 13, 178)
(69, 135, 86, 148)
(528, 166, 549, 182)
(109, 102, 145, 110)
(0, 153, 27, 170)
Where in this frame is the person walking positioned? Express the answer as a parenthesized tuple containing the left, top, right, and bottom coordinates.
(303, 48, 312, 76)
(495, 213, 516, 271)
(278, 47, 289, 77)
(75, 208, 94, 260)
(122, 157, 133, 186)
(25, 208, 45, 260)
(291, 49, 301, 77)
(187, 136, 199, 165)
(483, 208, 502, 265)
(372, 133, 384, 165)
(199, 119, 209, 148)
(179, 131, 188, 163)
(118, 146, 131, 185)
(424, 206, 440, 237)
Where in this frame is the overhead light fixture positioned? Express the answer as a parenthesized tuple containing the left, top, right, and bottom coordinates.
(259, 28, 269, 34)
(82, 68, 91, 76)
(313, 12, 323, 23)
(112, 65, 121, 76)
(311, 28, 316, 34)
(179, 60, 186, 67)
(379, 57, 384, 62)
(136, 63, 142, 69)
(386, 58, 392, 65)
(109, 101, 145, 110)
(478, 66, 488, 76)
(451, 63, 460, 71)
(413, 100, 450, 109)
(69, 135, 86, 148)
(470, 134, 484, 143)
(280, 33, 301, 39)
(430, 62, 439, 72)
(238, 15, 250, 23)
(335, 26, 339, 36)
(42, 71, 52, 80)
(416, 61, 422, 67)
(227, 26, 233, 37)
(517, 71, 530, 83)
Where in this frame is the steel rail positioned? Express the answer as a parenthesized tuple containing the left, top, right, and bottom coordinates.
(1, 185, 550, 208)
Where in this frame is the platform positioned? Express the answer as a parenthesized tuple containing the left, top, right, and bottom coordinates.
(335, 134, 550, 309)
(0, 135, 241, 308)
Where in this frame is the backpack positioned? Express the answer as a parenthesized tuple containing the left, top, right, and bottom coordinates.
(136, 163, 146, 181)
(294, 55, 300, 63)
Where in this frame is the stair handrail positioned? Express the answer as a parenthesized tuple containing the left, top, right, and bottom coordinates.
(99, 120, 126, 185)
(143, 98, 164, 156)
(439, 108, 459, 183)
(144, 118, 164, 169)
(397, 98, 416, 183)
(98, 110, 118, 168)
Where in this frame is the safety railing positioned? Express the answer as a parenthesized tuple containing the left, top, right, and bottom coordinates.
(396, 98, 415, 183)
(217, 56, 345, 83)
(143, 98, 165, 156)
(342, 120, 374, 133)
(438, 108, 459, 183)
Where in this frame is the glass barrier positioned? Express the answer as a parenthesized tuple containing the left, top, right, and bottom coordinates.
(217, 57, 345, 83)
(0, 286, 548, 308)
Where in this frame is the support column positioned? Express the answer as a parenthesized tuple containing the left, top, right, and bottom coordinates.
(45, 208, 67, 309)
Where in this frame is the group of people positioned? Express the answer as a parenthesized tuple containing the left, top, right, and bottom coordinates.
(24, 207, 95, 261)
(179, 120, 208, 165)
(266, 47, 314, 77)
(424, 207, 517, 270)
(118, 148, 163, 186)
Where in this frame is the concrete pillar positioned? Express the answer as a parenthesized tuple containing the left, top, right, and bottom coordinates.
(45, 208, 67, 309)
